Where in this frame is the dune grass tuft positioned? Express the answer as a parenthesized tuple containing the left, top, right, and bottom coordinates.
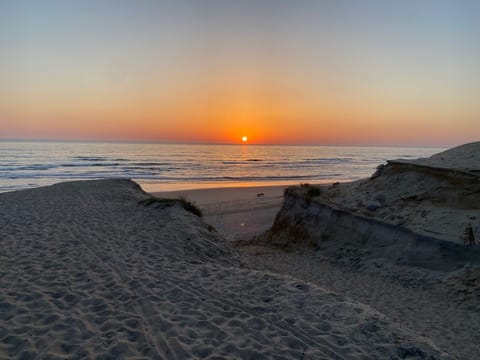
(178, 197, 203, 217)
(300, 183, 321, 198)
(283, 183, 321, 199)
(284, 186, 296, 197)
(139, 197, 203, 217)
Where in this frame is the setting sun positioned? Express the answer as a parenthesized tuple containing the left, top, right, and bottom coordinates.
(1, 1, 478, 148)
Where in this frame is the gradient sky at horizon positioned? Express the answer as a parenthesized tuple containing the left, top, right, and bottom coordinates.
(1, 0, 479, 146)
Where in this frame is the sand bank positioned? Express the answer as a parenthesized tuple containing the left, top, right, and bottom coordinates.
(0, 179, 449, 359)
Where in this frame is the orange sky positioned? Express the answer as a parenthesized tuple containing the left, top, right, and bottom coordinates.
(1, 1, 479, 146)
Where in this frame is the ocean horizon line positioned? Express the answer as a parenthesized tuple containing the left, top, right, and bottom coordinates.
(0, 138, 451, 149)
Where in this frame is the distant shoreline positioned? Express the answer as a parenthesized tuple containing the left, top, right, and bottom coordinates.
(140, 179, 340, 193)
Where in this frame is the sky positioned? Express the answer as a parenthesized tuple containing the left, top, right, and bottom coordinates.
(0, 0, 479, 146)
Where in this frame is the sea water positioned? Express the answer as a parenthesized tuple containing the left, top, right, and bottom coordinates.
(0, 140, 444, 193)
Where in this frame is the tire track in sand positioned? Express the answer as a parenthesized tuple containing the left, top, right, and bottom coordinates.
(67, 193, 179, 360)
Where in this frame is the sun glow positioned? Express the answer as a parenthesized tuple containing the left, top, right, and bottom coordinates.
(241, 136, 248, 143)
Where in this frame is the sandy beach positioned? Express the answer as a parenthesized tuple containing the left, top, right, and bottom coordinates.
(155, 184, 480, 359)
(152, 143, 480, 359)
(154, 185, 286, 242)
(3, 0, 478, 357)
(0, 179, 452, 359)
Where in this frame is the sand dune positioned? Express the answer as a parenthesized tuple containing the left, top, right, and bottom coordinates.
(0, 179, 450, 359)
(394, 141, 480, 174)
(300, 143, 480, 243)
(244, 143, 480, 358)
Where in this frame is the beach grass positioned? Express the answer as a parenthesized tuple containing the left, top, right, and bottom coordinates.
(139, 196, 203, 217)
(284, 183, 321, 198)
(300, 183, 321, 198)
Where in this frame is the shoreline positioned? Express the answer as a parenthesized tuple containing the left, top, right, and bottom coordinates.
(140, 179, 342, 193)
(0, 179, 346, 195)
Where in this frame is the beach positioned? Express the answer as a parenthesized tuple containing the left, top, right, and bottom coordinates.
(1, 143, 479, 359)
(2, 0, 479, 357)
(154, 185, 286, 242)
(0, 179, 453, 359)
(156, 180, 480, 359)
(152, 142, 480, 359)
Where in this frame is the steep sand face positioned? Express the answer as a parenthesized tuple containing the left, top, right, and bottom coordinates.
(263, 191, 480, 278)
(294, 143, 480, 243)
(259, 143, 480, 288)
(0, 179, 450, 359)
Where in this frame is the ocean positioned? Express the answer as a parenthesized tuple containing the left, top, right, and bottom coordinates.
(0, 141, 444, 193)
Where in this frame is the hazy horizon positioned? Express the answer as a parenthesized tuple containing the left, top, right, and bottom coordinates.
(1, 1, 479, 147)
(0, 137, 458, 148)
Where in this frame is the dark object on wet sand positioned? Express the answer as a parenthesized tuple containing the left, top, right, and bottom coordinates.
(464, 223, 475, 246)
(257, 193, 264, 197)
